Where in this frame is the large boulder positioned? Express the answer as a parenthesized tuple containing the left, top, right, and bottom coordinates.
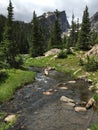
(85, 44, 98, 57)
(44, 48, 61, 57)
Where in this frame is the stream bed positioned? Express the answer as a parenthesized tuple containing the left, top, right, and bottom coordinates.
(0, 67, 98, 130)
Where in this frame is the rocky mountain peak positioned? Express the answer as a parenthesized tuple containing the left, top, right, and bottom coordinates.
(91, 12, 98, 31)
(39, 10, 70, 32)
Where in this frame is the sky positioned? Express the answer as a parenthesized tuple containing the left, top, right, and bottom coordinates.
(0, 0, 98, 24)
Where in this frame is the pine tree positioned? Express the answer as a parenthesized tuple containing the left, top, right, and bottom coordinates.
(48, 10, 62, 49)
(1, 0, 18, 67)
(70, 14, 76, 47)
(30, 11, 45, 57)
(77, 6, 91, 50)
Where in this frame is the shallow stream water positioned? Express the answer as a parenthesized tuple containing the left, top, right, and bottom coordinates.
(0, 67, 98, 130)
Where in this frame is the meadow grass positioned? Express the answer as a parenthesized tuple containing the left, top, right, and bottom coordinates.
(24, 53, 98, 82)
(91, 123, 98, 130)
(0, 69, 35, 102)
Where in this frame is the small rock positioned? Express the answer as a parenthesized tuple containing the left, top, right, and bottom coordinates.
(88, 85, 94, 91)
(48, 89, 54, 92)
(44, 69, 49, 76)
(87, 79, 93, 84)
(44, 67, 55, 76)
(76, 101, 87, 106)
(78, 75, 87, 80)
(67, 81, 76, 84)
(66, 102, 75, 107)
(95, 90, 98, 94)
(87, 128, 90, 130)
(95, 83, 98, 89)
(43, 91, 53, 95)
(4, 114, 16, 123)
(59, 87, 68, 90)
(56, 83, 67, 87)
(60, 96, 74, 103)
(74, 107, 87, 112)
(86, 98, 95, 109)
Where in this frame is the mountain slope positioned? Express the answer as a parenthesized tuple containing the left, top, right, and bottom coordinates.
(91, 12, 98, 31)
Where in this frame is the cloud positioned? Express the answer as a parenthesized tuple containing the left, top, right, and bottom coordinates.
(0, 0, 98, 23)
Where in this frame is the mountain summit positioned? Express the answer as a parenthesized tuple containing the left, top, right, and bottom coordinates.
(39, 10, 70, 33)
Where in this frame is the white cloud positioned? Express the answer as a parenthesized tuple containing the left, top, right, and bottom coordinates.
(0, 0, 98, 23)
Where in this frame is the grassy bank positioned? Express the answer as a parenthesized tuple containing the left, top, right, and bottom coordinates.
(24, 53, 98, 83)
(0, 69, 35, 102)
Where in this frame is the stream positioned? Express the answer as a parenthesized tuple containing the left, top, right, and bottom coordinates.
(0, 67, 98, 130)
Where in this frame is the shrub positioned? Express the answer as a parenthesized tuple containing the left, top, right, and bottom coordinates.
(15, 55, 23, 68)
(57, 50, 67, 59)
(79, 58, 84, 66)
(84, 56, 98, 72)
(0, 71, 8, 83)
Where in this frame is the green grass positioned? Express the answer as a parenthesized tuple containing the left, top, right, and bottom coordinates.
(24, 54, 80, 72)
(91, 123, 98, 130)
(0, 69, 35, 102)
(93, 94, 98, 101)
(23, 53, 98, 82)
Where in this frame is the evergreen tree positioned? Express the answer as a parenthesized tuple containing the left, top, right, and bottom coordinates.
(30, 11, 45, 57)
(70, 14, 76, 47)
(48, 10, 62, 49)
(90, 30, 98, 46)
(1, 0, 18, 68)
(77, 6, 91, 50)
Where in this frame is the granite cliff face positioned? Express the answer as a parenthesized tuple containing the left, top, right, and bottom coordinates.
(39, 11, 70, 33)
(91, 12, 98, 31)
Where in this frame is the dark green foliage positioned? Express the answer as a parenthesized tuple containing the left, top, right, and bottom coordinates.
(77, 6, 91, 50)
(90, 30, 98, 46)
(14, 55, 23, 68)
(48, 10, 62, 49)
(0, 71, 8, 83)
(93, 94, 98, 101)
(57, 50, 67, 58)
(70, 14, 76, 47)
(1, 0, 19, 68)
(0, 15, 6, 43)
(13, 21, 30, 54)
(84, 56, 98, 71)
(95, 36, 98, 44)
(79, 58, 84, 66)
(30, 11, 45, 57)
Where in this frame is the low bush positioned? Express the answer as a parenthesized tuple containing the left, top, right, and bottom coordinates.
(79, 58, 84, 66)
(57, 50, 67, 59)
(15, 55, 23, 68)
(83, 56, 98, 72)
(0, 71, 8, 83)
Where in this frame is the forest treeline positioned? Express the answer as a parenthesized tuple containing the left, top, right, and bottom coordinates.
(0, 0, 98, 68)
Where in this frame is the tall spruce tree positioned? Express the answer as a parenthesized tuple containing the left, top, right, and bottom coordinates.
(70, 14, 76, 47)
(30, 11, 45, 57)
(1, 0, 18, 67)
(77, 6, 91, 50)
(48, 10, 62, 49)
